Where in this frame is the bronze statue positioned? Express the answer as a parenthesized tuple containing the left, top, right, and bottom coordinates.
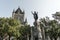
(32, 11, 38, 21)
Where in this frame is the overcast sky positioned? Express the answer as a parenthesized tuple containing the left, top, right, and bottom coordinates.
(0, 0, 60, 26)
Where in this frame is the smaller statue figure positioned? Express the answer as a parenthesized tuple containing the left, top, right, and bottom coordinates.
(32, 11, 38, 21)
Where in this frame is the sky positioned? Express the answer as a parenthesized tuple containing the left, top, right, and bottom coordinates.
(0, 0, 60, 26)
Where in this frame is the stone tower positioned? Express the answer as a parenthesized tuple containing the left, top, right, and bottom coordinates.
(12, 7, 25, 24)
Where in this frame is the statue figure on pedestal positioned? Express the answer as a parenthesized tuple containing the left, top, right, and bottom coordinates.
(31, 11, 42, 40)
(32, 11, 38, 21)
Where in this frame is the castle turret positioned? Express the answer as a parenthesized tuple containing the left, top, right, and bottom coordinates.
(12, 7, 25, 24)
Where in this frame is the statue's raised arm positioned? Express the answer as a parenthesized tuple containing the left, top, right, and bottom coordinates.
(32, 11, 38, 21)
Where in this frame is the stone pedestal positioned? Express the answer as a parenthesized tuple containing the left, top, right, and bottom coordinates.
(31, 27, 33, 40)
(33, 21, 42, 40)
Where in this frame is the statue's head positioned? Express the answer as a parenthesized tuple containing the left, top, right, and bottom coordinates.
(32, 11, 38, 20)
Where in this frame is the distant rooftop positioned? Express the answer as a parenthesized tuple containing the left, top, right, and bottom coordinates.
(13, 7, 24, 14)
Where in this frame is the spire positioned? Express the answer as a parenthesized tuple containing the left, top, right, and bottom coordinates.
(23, 10, 25, 14)
(25, 18, 27, 23)
(24, 18, 28, 25)
(12, 9, 15, 18)
(12, 9, 15, 13)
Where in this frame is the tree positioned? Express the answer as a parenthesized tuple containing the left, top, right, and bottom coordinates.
(39, 17, 60, 40)
(48, 20, 59, 40)
(19, 25, 31, 40)
(0, 18, 6, 40)
(7, 18, 21, 40)
(40, 17, 48, 40)
(0, 17, 21, 40)
(52, 12, 60, 21)
(52, 12, 60, 40)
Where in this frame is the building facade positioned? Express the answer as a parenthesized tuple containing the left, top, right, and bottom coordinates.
(12, 7, 25, 24)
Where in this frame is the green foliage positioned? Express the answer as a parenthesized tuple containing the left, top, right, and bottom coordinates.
(19, 25, 31, 40)
(0, 17, 31, 40)
(40, 17, 60, 40)
(0, 17, 21, 38)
